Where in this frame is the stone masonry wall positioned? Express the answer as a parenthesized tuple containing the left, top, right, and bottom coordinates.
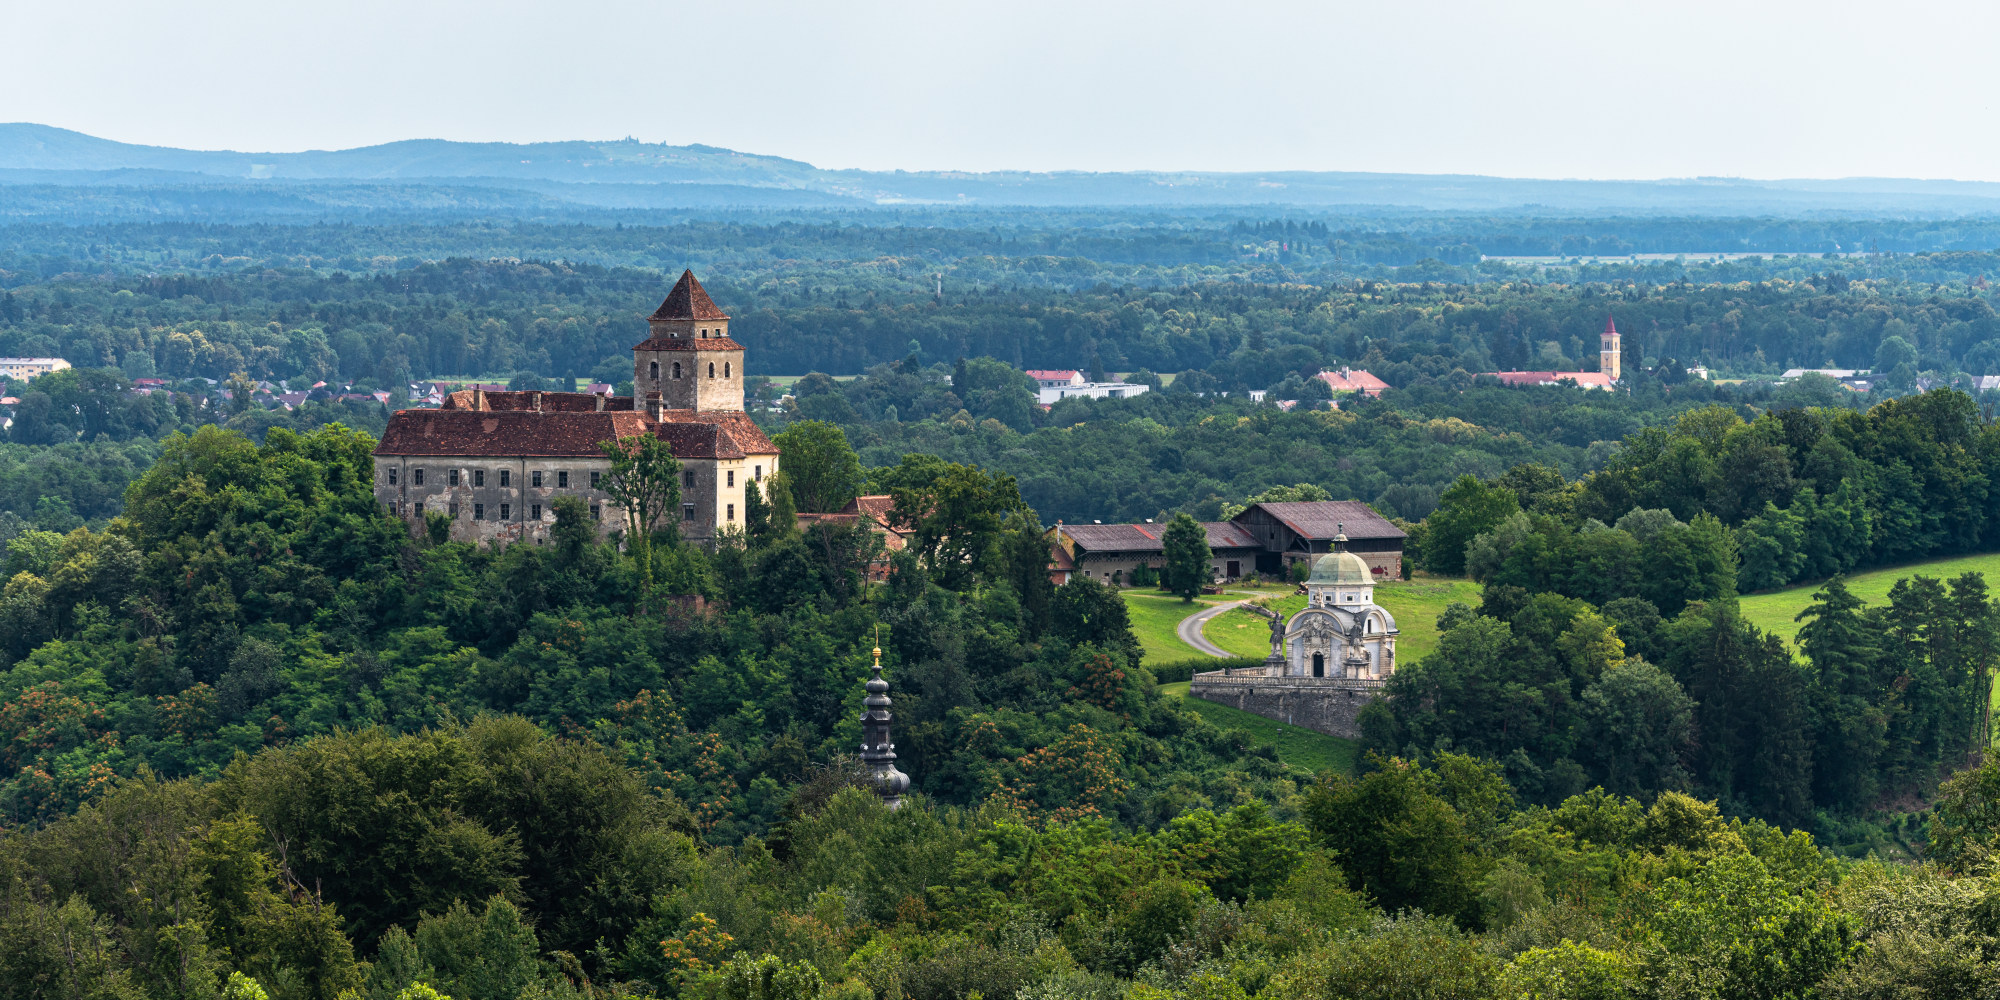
(1188, 673, 1385, 739)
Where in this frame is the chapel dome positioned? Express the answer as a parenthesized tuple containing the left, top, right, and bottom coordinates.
(1308, 550, 1371, 586)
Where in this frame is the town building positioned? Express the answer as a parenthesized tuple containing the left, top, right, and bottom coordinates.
(371, 270, 780, 547)
(796, 494, 909, 582)
(1488, 315, 1621, 390)
(1189, 536, 1401, 738)
(1046, 500, 1406, 585)
(1036, 379, 1152, 405)
(0, 357, 70, 381)
(1026, 370, 1085, 389)
(1314, 368, 1391, 397)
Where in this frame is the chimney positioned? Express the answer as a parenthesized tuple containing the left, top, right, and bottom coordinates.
(594, 393, 606, 412)
(645, 390, 664, 422)
(528, 390, 543, 412)
(471, 387, 485, 411)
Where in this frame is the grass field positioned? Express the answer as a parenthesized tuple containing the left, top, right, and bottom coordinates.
(1202, 577, 1483, 663)
(1740, 552, 2000, 649)
(1120, 590, 1230, 662)
(1159, 681, 1358, 774)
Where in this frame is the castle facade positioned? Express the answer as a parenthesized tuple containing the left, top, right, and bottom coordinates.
(371, 270, 779, 547)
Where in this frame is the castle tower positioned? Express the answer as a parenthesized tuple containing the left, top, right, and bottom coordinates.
(860, 642, 910, 809)
(632, 270, 744, 412)
(1600, 315, 1621, 382)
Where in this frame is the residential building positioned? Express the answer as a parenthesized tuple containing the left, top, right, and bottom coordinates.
(1036, 381, 1151, 405)
(1314, 368, 1391, 396)
(1026, 370, 1085, 389)
(796, 494, 909, 582)
(1048, 520, 1262, 585)
(0, 358, 70, 381)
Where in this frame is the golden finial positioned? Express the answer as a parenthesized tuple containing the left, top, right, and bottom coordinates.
(873, 624, 882, 667)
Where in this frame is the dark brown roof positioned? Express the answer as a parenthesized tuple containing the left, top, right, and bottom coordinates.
(654, 422, 743, 460)
(374, 410, 652, 457)
(1237, 500, 1406, 540)
(655, 409, 778, 455)
(630, 336, 745, 353)
(650, 270, 729, 321)
(1055, 521, 1260, 554)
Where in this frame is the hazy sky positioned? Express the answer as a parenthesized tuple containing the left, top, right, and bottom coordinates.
(9, 0, 1996, 180)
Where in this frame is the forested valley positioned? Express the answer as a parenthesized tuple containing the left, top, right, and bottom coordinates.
(12, 214, 2000, 999)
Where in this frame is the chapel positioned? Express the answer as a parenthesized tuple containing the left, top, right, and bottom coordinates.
(1282, 529, 1399, 679)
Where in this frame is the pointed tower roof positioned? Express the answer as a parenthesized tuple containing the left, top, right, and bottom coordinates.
(1603, 315, 1619, 335)
(650, 270, 729, 321)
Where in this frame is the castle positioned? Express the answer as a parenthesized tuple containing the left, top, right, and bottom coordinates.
(1488, 315, 1622, 390)
(1188, 530, 1401, 739)
(372, 270, 779, 546)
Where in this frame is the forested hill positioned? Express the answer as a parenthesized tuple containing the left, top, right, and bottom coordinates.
(17, 122, 2000, 212)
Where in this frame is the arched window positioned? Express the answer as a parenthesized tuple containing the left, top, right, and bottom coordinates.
(707, 362, 716, 378)
(723, 361, 731, 378)
(649, 361, 659, 380)
(672, 362, 683, 379)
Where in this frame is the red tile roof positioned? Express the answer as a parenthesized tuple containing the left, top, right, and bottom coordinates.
(631, 336, 745, 353)
(654, 409, 778, 455)
(1487, 371, 1616, 389)
(1315, 369, 1391, 395)
(374, 410, 653, 457)
(1026, 370, 1080, 380)
(650, 270, 729, 321)
(1604, 315, 1619, 336)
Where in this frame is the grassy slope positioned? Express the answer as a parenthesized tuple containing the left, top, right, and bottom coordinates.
(1202, 577, 1484, 663)
(1159, 681, 1358, 775)
(1740, 552, 2000, 649)
(1120, 584, 1296, 663)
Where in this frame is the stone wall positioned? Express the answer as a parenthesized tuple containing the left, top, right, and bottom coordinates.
(1188, 672, 1385, 739)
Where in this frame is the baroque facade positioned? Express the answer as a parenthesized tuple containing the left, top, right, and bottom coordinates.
(371, 270, 779, 547)
(1188, 533, 1400, 738)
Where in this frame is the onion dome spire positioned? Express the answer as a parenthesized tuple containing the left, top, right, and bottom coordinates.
(860, 634, 910, 809)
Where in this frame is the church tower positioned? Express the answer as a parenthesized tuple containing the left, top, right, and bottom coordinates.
(860, 641, 910, 809)
(1600, 315, 1622, 382)
(632, 270, 744, 412)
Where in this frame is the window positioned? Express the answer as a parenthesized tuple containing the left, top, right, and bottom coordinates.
(415, 501, 425, 516)
(414, 468, 424, 485)
(499, 470, 510, 487)
(672, 362, 682, 379)
(683, 469, 696, 487)
(387, 467, 398, 485)
(474, 470, 485, 488)
(558, 471, 569, 488)
(530, 504, 541, 521)
(590, 471, 601, 489)
(649, 361, 659, 380)
(449, 502, 459, 516)
(473, 503, 484, 520)
(754, 464, 763, 481)
(723, 362, 731, 377)
(532, 470, 543, 487)
(450, 469, 460, 487)
(707, 362, 715, 378)
(682, 503, 696, 521)
(726, 503, 735, 520)
(589, 503, 601, 521)
(499, 503, 510, 520)
(726, 470, 734, 487)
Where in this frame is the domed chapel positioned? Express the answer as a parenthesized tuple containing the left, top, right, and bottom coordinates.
(1283, 529, 1398, 679)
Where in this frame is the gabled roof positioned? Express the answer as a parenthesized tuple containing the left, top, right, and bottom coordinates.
(650, 270, 729, 321)
(1315, 369, 1391, 394)
(654, 409, 778, 455)
(1487, 371, 1616, 389)
(373, 410, 653, 457)
(1054, 521, 1261, 553)
(1234, 501, 1405, 540)
(1026, 370, 1081, 380)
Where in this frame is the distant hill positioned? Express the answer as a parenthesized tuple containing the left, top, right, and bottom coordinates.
(9, 123, 2000, 215)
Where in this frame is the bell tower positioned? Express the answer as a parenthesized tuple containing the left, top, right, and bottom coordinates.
(1600, 315, 1622, 382)
(632, 270, 744, 412)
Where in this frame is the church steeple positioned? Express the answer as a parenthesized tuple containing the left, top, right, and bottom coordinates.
(860, 639, 910, 809)
(1600, 315, 1622, 382)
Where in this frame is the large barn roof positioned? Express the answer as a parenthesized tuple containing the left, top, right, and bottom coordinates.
(1235, 501, 1405, 540)
(1055, 521, 1260, 553)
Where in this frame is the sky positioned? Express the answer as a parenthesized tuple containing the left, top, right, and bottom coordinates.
(7, 0, 1996, 180)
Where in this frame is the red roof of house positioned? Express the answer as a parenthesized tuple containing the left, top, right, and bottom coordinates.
(374, 410, 654, 457)
(650, 270, 729, 321)
(654, 409, 778, 456)
(1026, 370, 1080, 380)
(1315, 369, 1391, 395)
(1235, 500, 1406, 540)
(1487, 371, 1616, 389)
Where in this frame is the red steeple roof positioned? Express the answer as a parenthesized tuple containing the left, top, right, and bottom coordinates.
(1603, 315, 1619, 335)
(650, 270, 729, 321)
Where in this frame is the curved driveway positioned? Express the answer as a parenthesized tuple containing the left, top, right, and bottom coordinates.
(1176, 598, 1251, 657)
